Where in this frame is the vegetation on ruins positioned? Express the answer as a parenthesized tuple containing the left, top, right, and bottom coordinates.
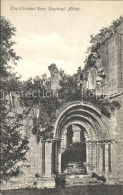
(1, 16, 122, 175)
(83, 16, 122, 116)
(30, 17, 122, 141)
(0, 17, 29, 181)
(84, 16, 123, 70)
(30, 73, 121, 142)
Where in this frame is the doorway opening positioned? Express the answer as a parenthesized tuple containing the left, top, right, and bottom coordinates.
(61, 124, 87, 175)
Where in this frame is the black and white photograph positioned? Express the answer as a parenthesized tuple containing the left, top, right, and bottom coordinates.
(0, 0, 123, 194)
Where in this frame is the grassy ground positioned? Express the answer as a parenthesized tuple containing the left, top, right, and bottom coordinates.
(1, 185, 123, 195)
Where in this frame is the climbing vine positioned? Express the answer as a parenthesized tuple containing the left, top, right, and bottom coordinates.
(23, 17, 122, 141)
(30, 73, 121, 142)
(84, 16, 123, 70)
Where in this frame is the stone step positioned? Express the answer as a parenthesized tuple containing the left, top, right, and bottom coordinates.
(36, 177, 55, 188)
(65, 175, 100, 187)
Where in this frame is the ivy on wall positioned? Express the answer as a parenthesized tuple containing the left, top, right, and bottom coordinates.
(23, 17, 122, 141)
(84, 16, 123, 71)
(30, 74, 121, 142)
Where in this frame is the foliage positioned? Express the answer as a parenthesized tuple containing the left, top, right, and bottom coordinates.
(38, 126, 54, 141)
(90, 16, 123, 45)
(32, 112, 54, 142)
(29, 73, 121, 141)
(28, 74, 81, 140)
(0, 17, 29, 181)
(59, 75, 81, 102)
(0, 16, 21, 77)
(20, 16, 122, 140)
(84, 16, 123, 70)
(101, 100, 121, 117)
(1, 16, 22, 109)
(20, 76, 44, 107)
(0, 111, 29, 181)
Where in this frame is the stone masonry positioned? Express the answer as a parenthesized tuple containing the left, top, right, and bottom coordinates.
(2, 19, 122, 190)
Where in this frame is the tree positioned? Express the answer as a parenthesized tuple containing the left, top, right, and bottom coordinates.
(0, 17, 29, 181)
(0, 111, 29, 181)
(0, 16, 20, 77)
(0, 16, 22, 108)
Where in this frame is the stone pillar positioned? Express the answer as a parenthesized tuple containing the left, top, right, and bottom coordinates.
(90, 142, 94, 171)
(38, 141, 42, 175)
(61, 131, 67, 150)
(99, 143, 103, 174)
(110, 141, 117, 181)
(89, 142, 92, 172)
(51, 141, 55, 174)
(65, 132, 67, 149)
(96, 143, 99, 174)
(105, 143, 109, 176)
(55, 141, 58, 173)
(45, 141, 52, 176)
(94, 142, 97, 172)
(108, 143, 111, 173)
(105, 142, 118, 183)
(102, 144, 105, 173)
(42, 141, 45, 176)
(91, 142, 96, 172)
(86, 142, 91, 174)
(58, 141, 61, 173)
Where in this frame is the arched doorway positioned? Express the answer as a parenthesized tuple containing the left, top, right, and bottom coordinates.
(51, 101, 110, 176)
(61, 124, 87, 175)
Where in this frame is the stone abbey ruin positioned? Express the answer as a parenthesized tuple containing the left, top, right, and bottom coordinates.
(3, 17, 123, 188)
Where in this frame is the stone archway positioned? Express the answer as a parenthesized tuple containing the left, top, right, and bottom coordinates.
(51, 101, 111, 177)
(53, 119, 96, 175)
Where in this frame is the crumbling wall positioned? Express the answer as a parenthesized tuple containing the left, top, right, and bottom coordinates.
(48, 64, 61, 91)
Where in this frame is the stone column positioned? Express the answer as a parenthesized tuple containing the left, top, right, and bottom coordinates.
(86, 142, 91, 174)
(64, 133, 67, 149)
(110, 141, 117, 182)
(92, 142, 96, 172)
(38, 141, 42, 175)
(45, 141, 52, 176)
(61, 131, 67, 150)
(96, 143, 99, 174)
(42, 141, 45, 176)
(102, 143, 105, 173)
(105, 143, 109, 176)
(99, 143, 103, 174)
(58, 141, 61, 173)
(89, 142, 92, 172)
(55, 141, 58, 173)
(108, 143, 111, 173)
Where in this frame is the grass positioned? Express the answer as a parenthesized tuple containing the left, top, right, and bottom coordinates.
(1, 185, 123, 195)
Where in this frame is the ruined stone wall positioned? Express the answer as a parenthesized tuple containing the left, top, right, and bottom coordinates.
(20, 115, 42, 180)
(108, 24, 123, 182)
(99, 22, 123, 94)
(4, 23, 122, 189)
(98, 22, 123, 182)
(48, 64, 61, 91)
(110, 95, 123, 182)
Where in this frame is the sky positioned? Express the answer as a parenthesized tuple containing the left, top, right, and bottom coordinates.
(1, 0, 123, 80)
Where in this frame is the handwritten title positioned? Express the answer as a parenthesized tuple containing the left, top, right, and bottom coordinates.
(11, 6, 80, 12)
